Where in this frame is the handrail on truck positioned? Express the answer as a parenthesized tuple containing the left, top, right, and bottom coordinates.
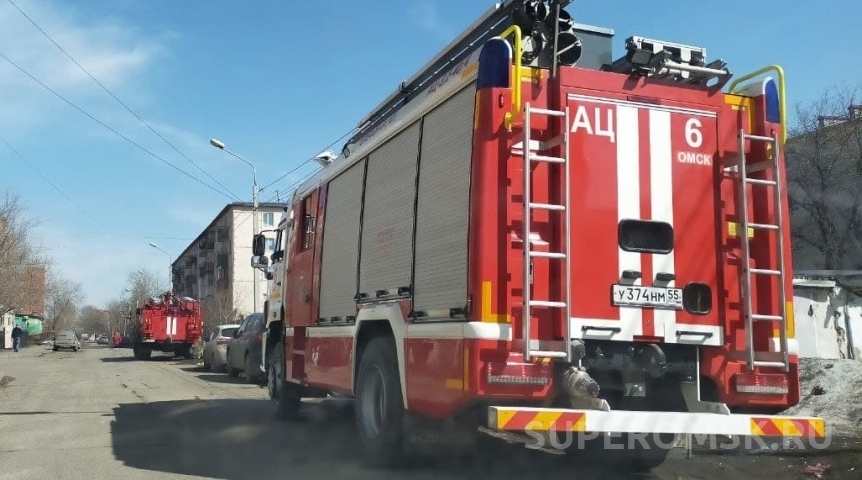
(499, 24, 522, 131)
(728, 64, 787, 145)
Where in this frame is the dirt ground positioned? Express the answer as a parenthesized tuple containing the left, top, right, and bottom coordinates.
(1, 345, 860, 480)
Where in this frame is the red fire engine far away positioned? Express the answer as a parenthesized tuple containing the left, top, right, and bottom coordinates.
(241, 0, 825, 472)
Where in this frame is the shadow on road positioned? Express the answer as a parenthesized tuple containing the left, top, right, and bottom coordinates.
(109, 398, 652, 480)
(99, 356, 138, 363)
(194, 373, 244, 384)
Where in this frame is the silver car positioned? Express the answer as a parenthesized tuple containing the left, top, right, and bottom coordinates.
(53, 330, 81, 352)
(202, 324, 240, 372)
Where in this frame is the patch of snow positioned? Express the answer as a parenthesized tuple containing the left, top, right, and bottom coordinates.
(781, 358, 862, 437)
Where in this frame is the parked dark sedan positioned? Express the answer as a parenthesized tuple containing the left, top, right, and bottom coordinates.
(225, 313, 265, 384)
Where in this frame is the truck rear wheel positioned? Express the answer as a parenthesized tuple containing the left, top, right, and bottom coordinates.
(354, 336, 404, 467)
(133, 344, 151, 360)
(268, 341, 301, 421)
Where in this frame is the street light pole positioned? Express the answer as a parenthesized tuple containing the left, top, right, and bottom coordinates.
(210, 138, 260, 314)
(148, 242, 173, 293)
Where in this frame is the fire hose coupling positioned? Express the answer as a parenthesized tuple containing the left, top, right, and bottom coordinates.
(561, 366, 611, 411)
(562, 366, 600, 398)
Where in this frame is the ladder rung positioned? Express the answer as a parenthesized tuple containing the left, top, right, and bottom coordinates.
(529, 202, 566, 211)
(752, 361, 788, 369)
(749, 222, 779, 230)
(530, 154, 565, 163)
(529, 300, 567, 308)
(744, 134, 775, 142)
(530, 251, 566, 259)
(527, 350, 568, 358)
(529, 107, 566, 117)
(744, 178, 777, 186)
(750, 268, 781, 276)
(752, 314, 784, 322)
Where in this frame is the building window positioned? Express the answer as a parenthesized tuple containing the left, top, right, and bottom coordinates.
(265, 238, 276, 251)
(262, 212, 274, 227)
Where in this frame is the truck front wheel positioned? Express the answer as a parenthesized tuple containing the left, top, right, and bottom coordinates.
(354, 336, 404, 467)
(268, 341, 301, 421)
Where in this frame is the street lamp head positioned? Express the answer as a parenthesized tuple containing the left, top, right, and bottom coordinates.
(314, 150, 337, 167)
(209, 138, 225, 149)
(148, 242, 158, 249)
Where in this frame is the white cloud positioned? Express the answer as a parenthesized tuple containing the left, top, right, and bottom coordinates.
(0, 0, 169, 137)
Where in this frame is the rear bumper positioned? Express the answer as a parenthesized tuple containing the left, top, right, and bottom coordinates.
(488, 406, 826, 438)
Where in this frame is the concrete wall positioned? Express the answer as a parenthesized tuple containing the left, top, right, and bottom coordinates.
(230, 209, 283, 317)
(793, 281, 862, 359)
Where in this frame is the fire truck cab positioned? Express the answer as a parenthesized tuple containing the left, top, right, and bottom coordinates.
(252, 0, 826, 470)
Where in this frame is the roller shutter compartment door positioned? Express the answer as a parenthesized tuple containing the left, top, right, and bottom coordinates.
(318, 159, 366, 321)
(359, 122, 421, 297)
(413, 85, 476, 315)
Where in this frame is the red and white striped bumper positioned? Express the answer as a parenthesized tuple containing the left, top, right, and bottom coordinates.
(488, 406, 826, 438)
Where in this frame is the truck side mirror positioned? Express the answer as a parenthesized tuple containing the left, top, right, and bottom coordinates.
(252, 234, 266, 256)
(251, 255, 269, 269)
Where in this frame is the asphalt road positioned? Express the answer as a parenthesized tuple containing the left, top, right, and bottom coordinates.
(1, 344, 860, 480)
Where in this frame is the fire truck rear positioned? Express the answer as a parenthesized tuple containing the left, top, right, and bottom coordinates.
(131, 292, 202, 360)
(252, 0, 827, 470)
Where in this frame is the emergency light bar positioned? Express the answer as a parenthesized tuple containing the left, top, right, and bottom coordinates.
(606, 35, 732, 88)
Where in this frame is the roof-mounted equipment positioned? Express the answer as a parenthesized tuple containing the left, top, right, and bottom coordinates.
(605, 35, 732, 88)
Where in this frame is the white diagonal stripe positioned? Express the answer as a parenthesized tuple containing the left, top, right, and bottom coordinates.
(649, 109, 674, 338)
(617, 105, 642, 335)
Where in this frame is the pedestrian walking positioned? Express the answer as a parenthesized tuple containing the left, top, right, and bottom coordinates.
(11, 324, 23, 352)
(112, 331, 121, 351)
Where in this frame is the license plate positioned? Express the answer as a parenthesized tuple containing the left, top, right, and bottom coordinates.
(612, 285, 683, 309)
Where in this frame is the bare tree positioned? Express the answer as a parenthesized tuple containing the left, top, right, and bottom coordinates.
(786, 86, 862, 269)
(44, 268, 84, 332)
(201, 292, 240, 339)
(77, 305, 109, 335)
(0, 191, 46, 314)
(125, 269, 162, 306)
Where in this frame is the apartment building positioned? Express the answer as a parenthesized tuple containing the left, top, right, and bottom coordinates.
(173, 202, 286, 328)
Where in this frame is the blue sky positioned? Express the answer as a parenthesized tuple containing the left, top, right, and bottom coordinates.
(1, 0, 860, 307)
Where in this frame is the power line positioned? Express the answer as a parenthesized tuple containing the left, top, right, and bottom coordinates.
(6, 0, 242, 202)
(0, 50, 234, 200)
(3, 138, 194, 243)
(2, 138, 109, 235)
(260, 128, 357, 191)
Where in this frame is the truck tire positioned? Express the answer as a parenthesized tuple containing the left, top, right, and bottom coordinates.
(133, 344, 151, 360)
(354, 336, 404, 467)
(268, 341, 301, 421)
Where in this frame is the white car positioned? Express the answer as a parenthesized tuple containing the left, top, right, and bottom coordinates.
(202, 324, 240, 372)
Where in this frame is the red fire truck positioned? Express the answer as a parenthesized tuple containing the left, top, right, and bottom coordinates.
(252, 0, 826, 470)
(131, 292, 202, 360)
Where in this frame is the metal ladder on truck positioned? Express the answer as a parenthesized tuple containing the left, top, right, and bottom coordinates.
(514, 103, 572, 362)
(736, 129, 790, 372)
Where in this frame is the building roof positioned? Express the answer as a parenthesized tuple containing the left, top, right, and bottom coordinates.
(173, 202, 288, 267)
